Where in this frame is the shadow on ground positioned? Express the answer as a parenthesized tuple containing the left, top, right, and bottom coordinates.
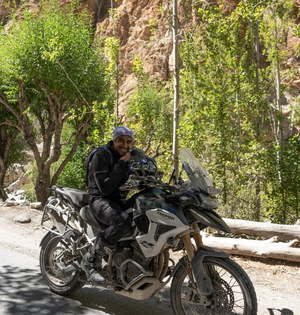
(0, 265, 88, 315)
(0, 265, 173, 315)
(268, 309, 294, 315)
(70, 285, 173, 315)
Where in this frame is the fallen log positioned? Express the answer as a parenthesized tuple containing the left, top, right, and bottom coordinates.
(223, 218, 300, 241)
(202, 235, 300, 262)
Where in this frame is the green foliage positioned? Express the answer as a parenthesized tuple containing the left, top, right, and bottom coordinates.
(179, 2, 273, 221)
(0, 0, 111, 204)
(104, 37, 121, 81)
(87, 100, 115, 147)
(56, 141, 88, 189)
(127, 58, 173, 175)
(23, 182, 37, 203)
(149, 18, 158, 40)
(0, 108, 26, 168)
(22, 162, 38, 202)
(0, 0, 107, 105)
(177, 0, 300, 224)
(265, 136, 300, 224)
(6, 135, 27, 166)
(132, 55, 147, 82)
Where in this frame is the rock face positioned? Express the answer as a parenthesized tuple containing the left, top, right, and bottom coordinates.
(89, 0, 300, 124)
(95, 0, 300, 133)
(4, 164, 31, 193)
(95, 0, 174, 112)
(1, 0, 300, 119)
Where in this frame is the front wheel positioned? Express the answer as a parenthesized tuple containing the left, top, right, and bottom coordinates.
(40, 233, 85, 295)
(170, 257, 257, 315)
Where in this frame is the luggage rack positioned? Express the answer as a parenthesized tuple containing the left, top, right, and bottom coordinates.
(41, 196, 71, 236)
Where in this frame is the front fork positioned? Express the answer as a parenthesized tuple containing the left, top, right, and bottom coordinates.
(181, 222, 202, 277)
(182, 222, 203, 260)
(180, 222, 229, 300)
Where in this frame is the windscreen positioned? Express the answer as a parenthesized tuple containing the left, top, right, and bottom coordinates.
(179, 148, 218, 195)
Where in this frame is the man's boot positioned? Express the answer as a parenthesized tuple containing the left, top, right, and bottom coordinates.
(81, 251, 105, 284)
(94, 233, 115, 257)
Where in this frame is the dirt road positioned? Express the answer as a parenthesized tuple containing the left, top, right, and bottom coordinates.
(0, 204, 299, 315)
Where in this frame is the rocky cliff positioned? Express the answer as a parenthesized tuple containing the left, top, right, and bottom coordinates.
(95, 0, 300, 120)
(1, 0, 300, 118)
(95, 0, 174, 113)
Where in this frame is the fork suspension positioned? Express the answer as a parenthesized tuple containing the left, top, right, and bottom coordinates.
(182, 234, 195, 261)
(191, 222, 203, 249)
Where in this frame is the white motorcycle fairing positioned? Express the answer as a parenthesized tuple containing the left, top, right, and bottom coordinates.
(136, 208, 189, 258)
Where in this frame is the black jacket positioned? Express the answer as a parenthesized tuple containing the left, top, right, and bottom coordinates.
(88, 140, 129, 204)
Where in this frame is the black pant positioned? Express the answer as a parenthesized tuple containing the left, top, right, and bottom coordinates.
(90, 198, 131, 255)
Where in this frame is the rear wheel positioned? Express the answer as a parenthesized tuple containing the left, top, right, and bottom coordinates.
(170, 257, 257, 315)
(40, 233, 85, 295)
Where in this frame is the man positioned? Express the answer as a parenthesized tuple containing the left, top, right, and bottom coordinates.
(82, 126, 134, 284)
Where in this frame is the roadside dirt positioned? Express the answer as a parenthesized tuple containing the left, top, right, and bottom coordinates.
(0, 203, 45, 259)
(0, 204, 299, 315)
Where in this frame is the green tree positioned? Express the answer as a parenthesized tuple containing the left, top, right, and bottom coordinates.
(179, 2, 270, 220)
(55, 139, 88, 190)
(177, 0, 300, 224)
(266, 136, 300, 224)
(259, 0, 298, 223)
(127, 56, 173, 175)
(0, 0, 109, 204)
(104, 37, 121, 123)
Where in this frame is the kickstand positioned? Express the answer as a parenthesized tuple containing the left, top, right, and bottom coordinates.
(152, 293, 162, 303)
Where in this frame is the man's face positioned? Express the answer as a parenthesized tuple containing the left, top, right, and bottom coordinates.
(113, 135, 133, 156)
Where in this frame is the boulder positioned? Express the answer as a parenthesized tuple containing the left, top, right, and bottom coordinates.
(30, 202, 43, 210)
(14, 213, 31, 224)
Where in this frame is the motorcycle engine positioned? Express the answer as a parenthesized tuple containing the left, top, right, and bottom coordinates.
(113, 242, 152, 284)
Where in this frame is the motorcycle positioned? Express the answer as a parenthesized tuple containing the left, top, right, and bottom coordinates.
(39, 148, 257, 315)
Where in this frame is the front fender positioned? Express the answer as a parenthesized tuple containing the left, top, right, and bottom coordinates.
(191, 246, 229, 295)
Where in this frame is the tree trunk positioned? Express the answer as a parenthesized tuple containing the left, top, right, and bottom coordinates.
(251, 9, 262, 222)
(0, 184, 7, 201)
(94, 0, 103, 26)
(0, 159, 8, 201)
(0, 121, 19, 201)
(223, 218, 300, 241)
(14, 81, 94, 206)
(35, 171, 51, 206)
(172, 0, 180, 179)
(202, 235, 300, 262)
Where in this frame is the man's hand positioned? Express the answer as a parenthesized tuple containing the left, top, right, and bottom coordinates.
(120, 152, 131, 162)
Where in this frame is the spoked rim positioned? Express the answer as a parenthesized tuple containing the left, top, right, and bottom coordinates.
(180, 261, 247, 315)
(43, 237, 77, 287)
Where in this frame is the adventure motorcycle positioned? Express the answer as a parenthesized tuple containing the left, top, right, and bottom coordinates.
(40, 148, 257, 315)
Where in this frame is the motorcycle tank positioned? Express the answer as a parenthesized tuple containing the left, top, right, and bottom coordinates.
(126, 187, 189, 258)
